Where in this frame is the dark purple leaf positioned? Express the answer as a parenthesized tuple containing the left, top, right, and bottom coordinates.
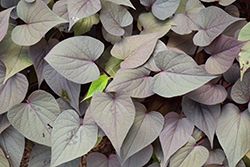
(159, 112, 194, 166)
(204, 35, 247, 74)
(182, 96, 221, 147)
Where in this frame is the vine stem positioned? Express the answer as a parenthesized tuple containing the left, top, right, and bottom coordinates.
(192, 46, 199, 58)
(196, 138, 208, 146)
(95, 62, 112, 78)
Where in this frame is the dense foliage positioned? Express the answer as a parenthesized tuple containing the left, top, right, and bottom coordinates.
(0, 0, 250, 166)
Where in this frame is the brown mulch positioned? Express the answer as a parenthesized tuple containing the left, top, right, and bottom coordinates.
(20, 136, 115, 167)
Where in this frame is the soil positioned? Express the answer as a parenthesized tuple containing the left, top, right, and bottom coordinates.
(20, 136, 115, 167)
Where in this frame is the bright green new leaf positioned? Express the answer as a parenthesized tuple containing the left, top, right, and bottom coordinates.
(51, 110, 98, 167)
(11, 0, 68, 46)
(7, 90, 61, 147)
(238, 41, 250, 80)
(0, 147, 9, 167)
(44, 36, 104, 84)
(138, 12, 175, 35)
(83, 74, 109, 101)
(73, 14, 100, 36)
(170, 137, 209, 167)
(151, 50, 216, 98)
(216, 103, 250, 167)
(105, 56, 122, 77)
(0, 24, 32, 83)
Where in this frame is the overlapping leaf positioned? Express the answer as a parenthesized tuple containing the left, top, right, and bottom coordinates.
(0, 113, 10, 134)
(170, 137, 209, 167)
(105, 0, 135, 9)
(216, 103, 250, 167)
(73, 14, 100, 36)
(159, 112, 194, 166)
(143, 40, 167, 72)
(43, 64, 81, 112)
(120, 103, 164, 163)
(0, 147, 9, 167)
(87, 153, 121, 167)
(204, 35, 247, 74)
(140, 0, 180, 20)
(111, 31, 165, 69)
(51, 109, 98, 166)
(0, 61, 28, 115)
(171, 0, 204, 35)
(231, 71, 250, 104)
(201, 0, 236, 6)
(11, 0, 68, 46)
(185, 80, 227, 105)
(151, 50, 216, 97)
(0, 24, 31, 83)
(100, 1, 133, 36)
(182, 96, 221, 147)
(0, 7, 15, 42)
(193, 6, 243, 47)
(138, 12, 175, 35)
(67, 0, 101, 29)
(44, 36, 104, 84)
(29, 38, 59, 87)
(90, 91, 135, 155)
(204, 149, 225, 166)
(121, 145, 153, 167)
(106, 67, 154, 98)
(53, 0, 68, 20)
(0, 126, 24, 167)
(29, 144, 81, 167)
(7, 90, 60, 146)
(167, 32, 202, 55)
(223, 63, 240, 84)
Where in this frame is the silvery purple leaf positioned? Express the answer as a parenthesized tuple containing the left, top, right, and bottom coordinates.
(0, 7, 15, 42)
(87, 152, 121, 167)
(90, 91, 135, 156)
(44, 36, 104, 84)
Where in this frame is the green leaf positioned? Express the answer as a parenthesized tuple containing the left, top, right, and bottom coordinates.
(138, 12, 175, 35)
(170, 137, 209, 167)
(12, 0, 68, 46)
(111, 31, 165, 69)
(0, 24, 32, 82)
(151, 50, 216, 98)
(105, 56, 122, 77)
(0, 147, 9, 167)
(0, 126, 24, 167)
(7, 90, 60, 146)
(67, 0, 101, 29)
(216, 103, 250, 167)
(51, 109, 98, 167)
(90, 91, 135, 156)
(238, 22, 250, 41)
(83, 74, 109, 101)
(238, 41, 250, 80)
(44, 36, 104, 84)
(73, 14, 100, 36)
